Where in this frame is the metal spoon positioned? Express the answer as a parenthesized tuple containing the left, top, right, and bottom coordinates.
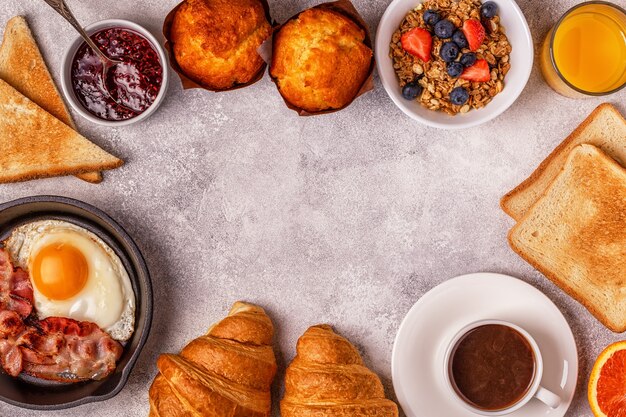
(42, 0, 130, 109)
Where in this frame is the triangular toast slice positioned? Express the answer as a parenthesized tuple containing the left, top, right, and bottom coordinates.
(501, 103, 626, 220)
(0, 16, 102, 183)
(0, 78, 123, 183)
(508, 144, 626, 332)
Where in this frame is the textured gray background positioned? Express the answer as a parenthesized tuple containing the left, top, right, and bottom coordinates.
(0, 0, 625, 416)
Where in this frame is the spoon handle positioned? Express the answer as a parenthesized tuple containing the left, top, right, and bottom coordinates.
(41, 0, 109, 61)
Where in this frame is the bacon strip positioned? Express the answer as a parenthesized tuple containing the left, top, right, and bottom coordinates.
(0, 248, 123, 381)
(0, 250, 34, 318)
(20, 317, 123, 381)
(11, 268, 34, 302)
(0, 310, 26, 376)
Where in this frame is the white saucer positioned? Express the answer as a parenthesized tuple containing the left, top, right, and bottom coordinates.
(392, 273, 578, 417)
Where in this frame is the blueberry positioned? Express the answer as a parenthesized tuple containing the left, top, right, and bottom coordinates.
(423, 10, 441, 26)
(439, 42, 459, 62)
(450, 87, 469, 105)
(460, 52, 477, 67)
(481, 1, 498, 19)
(447, 62, 464, 77)
(452, 30, 468, 49)
(402, 82, 423, 100)
(434, 19, 455, 39)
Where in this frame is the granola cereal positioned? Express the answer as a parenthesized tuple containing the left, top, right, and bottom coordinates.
(390, 0, 512, 115)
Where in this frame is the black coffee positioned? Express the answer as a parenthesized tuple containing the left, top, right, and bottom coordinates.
(450, 324, 536, 411)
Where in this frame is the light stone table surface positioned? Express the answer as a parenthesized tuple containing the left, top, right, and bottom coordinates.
(0, 0, 625, 416)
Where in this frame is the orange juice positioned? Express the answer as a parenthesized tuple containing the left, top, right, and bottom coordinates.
(541, 2, 626, 97)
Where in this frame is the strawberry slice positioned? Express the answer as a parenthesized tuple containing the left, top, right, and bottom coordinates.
(462, 19, 486, 51)
(461, 59, 491, 82)
(401, 27, 432, 62)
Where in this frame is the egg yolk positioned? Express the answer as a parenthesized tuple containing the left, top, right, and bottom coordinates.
(31, 243, 88, 300)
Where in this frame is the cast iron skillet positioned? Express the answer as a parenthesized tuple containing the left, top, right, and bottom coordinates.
(0, 195, 153, 410)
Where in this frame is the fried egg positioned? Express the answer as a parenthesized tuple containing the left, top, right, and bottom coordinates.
(4, 220, 135, 342)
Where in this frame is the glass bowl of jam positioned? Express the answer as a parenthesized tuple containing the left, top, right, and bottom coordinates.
(61, 19, 168, 126)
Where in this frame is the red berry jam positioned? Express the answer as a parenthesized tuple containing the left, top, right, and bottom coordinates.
(71, 27, 163, 121)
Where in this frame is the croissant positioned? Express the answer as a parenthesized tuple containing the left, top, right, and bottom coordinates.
(148, 301, 277, 417)
(281, 324, 398, 417)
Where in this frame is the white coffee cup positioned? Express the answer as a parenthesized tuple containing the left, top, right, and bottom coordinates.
(443, 319, 561, 415)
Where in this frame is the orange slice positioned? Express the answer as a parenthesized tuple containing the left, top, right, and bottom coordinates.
(589, 341, 626, 417)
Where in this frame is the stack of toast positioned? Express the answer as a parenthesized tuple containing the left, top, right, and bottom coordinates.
(0, 16, 122, 184)
(501, 103, 626, 332)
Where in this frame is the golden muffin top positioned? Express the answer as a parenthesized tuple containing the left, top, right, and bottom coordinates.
(270, 8, 372, 112)
(171, 0, 272, 90)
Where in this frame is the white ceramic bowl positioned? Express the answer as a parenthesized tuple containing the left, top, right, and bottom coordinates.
(61, 19, 169, 127)
(376, 0, 533, 129)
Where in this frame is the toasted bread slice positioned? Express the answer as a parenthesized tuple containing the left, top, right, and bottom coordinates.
(0, 78, 123, 183)
(501, 103, 626, 220)
(0, 16, 102, 183)
(508, 144, 626, 332)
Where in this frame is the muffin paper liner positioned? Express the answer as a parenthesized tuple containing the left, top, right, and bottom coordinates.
(162, 0, 274, 92)
(265, 0, 375, 116)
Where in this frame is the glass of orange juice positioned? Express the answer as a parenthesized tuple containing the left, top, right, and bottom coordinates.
(540, 1, 626, 98)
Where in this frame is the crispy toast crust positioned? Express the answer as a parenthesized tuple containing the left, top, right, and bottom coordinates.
(0, 16, 102, 183)
(501, 103, 626, 219)
(508, 144, 626, 332)
(0, 164, 120, 184)
(75, 171, 103, 183)
(0, 78, 123, 183)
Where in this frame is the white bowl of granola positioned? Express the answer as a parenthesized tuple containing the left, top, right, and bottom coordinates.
(376, 0, 533, 129)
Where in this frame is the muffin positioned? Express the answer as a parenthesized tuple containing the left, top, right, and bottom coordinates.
(170, 0, 272, 90)
(270, 8, 372, 112)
